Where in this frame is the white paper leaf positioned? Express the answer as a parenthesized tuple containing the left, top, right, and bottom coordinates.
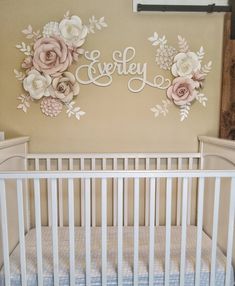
(64, 10, 70, 19)
(87, 16, 107, 34)
(178, 35, 189, 53)
(196, 93, 208, 107)
(180, 103, 191, 121)
(201, 61, 212, 74)
(197, 46, 205, 61)
(17, 104, 23, 109)
(151, 100, 172, 118)
(14, 69, 25, 81)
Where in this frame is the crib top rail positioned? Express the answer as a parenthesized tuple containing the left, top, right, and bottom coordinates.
(27, 152, 202, 159)
(0, 169, 235, 179)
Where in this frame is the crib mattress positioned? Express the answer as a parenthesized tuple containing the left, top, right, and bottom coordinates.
(0, 226, 233, 286)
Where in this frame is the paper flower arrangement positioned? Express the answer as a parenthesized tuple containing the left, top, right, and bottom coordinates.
(15, 11, 107, 119)
(149, 33, 212, 121)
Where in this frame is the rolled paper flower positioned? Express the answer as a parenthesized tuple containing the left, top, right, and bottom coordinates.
(33, 36, 73, 77)
(167, 77, 199, 106)
(22, 56, 33, 70)
(59, 16, 88, 48)
(171, 52, 201, 78)
(51, 72, 80, 103)
(23, 69, 51, 100)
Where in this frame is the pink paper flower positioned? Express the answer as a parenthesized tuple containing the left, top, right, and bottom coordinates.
(33, 36, 73, 76)
(40, 96, 63, 117)
(192, 71, 206, 88)
(22, 56, 33, 70)
(167, 77, 199, 106)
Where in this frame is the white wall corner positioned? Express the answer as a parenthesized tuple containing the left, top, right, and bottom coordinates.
(133, 0, 139, 12)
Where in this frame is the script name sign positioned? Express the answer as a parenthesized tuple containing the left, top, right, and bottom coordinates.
(75, 47, 171, 93)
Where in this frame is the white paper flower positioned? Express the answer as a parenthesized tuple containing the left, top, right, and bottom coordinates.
(42, 22, 60, 37)
(59, 16, 88, 47)
(23, 70, 51, 100)
(171, 52, 201, 78)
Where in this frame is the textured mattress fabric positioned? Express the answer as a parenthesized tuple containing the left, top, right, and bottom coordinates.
(0, 226, 234, 286)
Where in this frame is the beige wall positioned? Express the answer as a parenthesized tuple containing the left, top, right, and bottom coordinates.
(0, 0, 224, 153)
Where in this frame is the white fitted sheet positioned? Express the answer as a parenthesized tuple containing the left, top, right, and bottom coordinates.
(0, 226, 233, 285)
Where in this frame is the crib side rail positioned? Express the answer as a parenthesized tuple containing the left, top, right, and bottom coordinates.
(0, 170, 235, 286)
(27, 152, 202, 228)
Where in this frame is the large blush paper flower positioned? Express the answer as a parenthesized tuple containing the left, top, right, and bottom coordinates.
(167, 77, 199, 106)
(171, 52, 201, 78)
(59, 16, 88, 47)
(23, 70, 51, 100)
(33, 36, 73, 76)
(51, 72, 80, 103)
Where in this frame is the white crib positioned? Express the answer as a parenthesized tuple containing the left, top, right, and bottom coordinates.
(0, 136, 234, 286)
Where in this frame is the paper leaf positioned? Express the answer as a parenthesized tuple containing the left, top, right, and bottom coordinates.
(151, 100, 171, 118)
(178, 35, 189, 53)
(180, 103, 191, 121)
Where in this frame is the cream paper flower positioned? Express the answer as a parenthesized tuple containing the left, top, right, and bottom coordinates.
(59, 16, 88, 47)
(171, 52, 201, 78)
(51, 72, 80, 103)
(23, 70, 51, 100)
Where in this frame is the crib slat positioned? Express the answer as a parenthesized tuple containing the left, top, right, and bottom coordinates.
(46, 158, 52, 226)
(0, 179, 10, 286)
(145, 158, 150, 227)
(113, 158, 118, 226)
(155, 158, 161, 226)
(34, 178, 43, 286)
(81, 158, 85, 227)
(24, 149, 30, 232)
(118, 178, 123, 286)
(149, 178, 156, 286)
(102, 158, 107, 170)
(195, 177, 205, 286)
(135, 157, 139, 170)
(68, 179, 75, 286)
(17, 179, 27, 286)
(133, 178, 139, 286)
(177, 158, 182, 226)
(167, 158, 172, 170)
(225, 177, 235, 286)
(85, 178, 91, 286)
(124, 158, 128, 226)
(35, 158, 40, 170)
(58, 158, 63, 227)
(187, 158, 193, 225)
(51, 179, 59, 285)
(101, 178, 107, 286)
(210, 177, 220, 286)
(165, 178, 172, 286)
(69, 158, 74, 170)
(180, 178, 188, 286)
(91, 158, 96, 227)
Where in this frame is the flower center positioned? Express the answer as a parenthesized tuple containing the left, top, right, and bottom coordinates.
(67, 24, 79, 36)
(46, 51, 56, 60)
(177, 86, 188, 97)
(58, 83, 67, 92)
(179, 58, 193, 74)
(33, 79, 43, 89)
